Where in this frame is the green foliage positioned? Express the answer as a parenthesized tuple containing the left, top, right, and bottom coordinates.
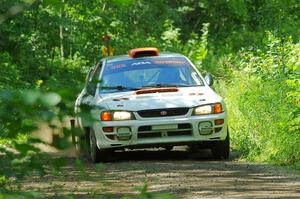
(217, 33, 300, 165)
(0, 88, 73, 187)
(161, 19, 181, 50)
(0, 192, 40, 199)
(0, 52, 26, 89)
(184, 23, 210, 69)
(0, 0, 300, 197)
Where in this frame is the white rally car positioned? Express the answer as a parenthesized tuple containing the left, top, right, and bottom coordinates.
(72, 47, 229, 162)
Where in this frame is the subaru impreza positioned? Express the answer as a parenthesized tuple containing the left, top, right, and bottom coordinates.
(72, 47, 229, 162)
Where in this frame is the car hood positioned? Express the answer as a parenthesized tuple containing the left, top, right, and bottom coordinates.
(97, 87, 222, 111)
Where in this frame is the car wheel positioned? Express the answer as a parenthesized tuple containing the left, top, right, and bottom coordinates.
(211, 129, 230, 159)
(74, 135, 86, 153)
(89, 129, 110, 163)
(70, 119, 86, 154)
(70, 119, 76, 144)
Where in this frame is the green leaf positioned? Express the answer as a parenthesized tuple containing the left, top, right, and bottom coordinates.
(112, 0, 133, 5)
(22, 90, 39, 105)
(38, 92, 61, 107)
(43, 0, 62, 10)
(13, 142, 40, 155)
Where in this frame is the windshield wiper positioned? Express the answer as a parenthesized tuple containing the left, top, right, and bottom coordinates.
(142, 83, 193, 88)
(100, 86, 141, 91)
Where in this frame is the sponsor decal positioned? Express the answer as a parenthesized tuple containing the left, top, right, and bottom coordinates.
(154, 60, 186, 65)
(131, 61, 151, 66)
(110, 64, 126, 70)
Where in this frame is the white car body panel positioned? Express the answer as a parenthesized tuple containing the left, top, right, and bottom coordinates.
(88, 87, 227, 150)
(75, 53, 228, 151)
(99, 87, 222, 111)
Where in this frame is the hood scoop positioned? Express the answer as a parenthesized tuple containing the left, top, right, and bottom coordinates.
(135, 88, 179, 95)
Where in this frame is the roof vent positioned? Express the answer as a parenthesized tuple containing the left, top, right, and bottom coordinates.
(129, 47, 159, 58)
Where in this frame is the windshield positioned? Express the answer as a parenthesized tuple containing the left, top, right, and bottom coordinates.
(99, 56, 204, 93)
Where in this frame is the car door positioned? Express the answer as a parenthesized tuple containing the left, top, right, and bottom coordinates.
(75, 66, 94, 113)
(75, 62, 102, 127)
(82, 62, 102, 104)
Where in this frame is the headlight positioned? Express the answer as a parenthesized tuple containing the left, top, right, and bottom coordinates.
(113, 111, 132, 120)
(194, 103, 223, 115)
(194, 105, 213, 115)
(101, 111, 134, 121)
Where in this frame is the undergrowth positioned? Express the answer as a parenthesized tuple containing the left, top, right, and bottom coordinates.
(216, 33, 300, 167)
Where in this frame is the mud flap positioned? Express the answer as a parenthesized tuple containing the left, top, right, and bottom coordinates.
(70, 119, 76, 144)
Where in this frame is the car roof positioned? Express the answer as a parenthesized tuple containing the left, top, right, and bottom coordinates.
(102, 52, 186, 63)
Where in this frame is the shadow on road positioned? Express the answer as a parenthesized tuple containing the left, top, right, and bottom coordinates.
(109, 147, 222, 162)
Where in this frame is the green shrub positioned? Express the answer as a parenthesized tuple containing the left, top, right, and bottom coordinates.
(216, 33, 300, 166)
(0, 53, 27, 89)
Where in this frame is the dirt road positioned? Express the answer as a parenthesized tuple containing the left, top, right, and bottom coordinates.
(20, 147, 300, 199)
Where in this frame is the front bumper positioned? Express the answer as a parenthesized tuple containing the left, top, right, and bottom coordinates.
(92, 111, 228, 150)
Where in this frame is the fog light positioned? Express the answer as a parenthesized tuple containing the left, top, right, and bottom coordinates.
(198, 121, 213, 135)
(215, 119, 224, 125)
(117, 127, 131, 140)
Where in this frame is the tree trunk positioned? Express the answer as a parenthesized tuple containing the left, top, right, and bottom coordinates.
(59, 0, 64, 66)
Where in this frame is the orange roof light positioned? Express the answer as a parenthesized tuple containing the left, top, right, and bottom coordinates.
(129, 47, 159, 58)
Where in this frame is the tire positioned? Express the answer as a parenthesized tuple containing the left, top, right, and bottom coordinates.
(74, 135, 87, 154)
(211, 129, 230, 159)
(89, 129, 110, 163)
(188, 145, 200, 153)
(70, 119, 76, 144)
(70, 119, 87, 154)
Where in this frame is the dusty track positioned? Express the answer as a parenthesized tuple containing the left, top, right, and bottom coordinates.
(19, 147, 300, 199)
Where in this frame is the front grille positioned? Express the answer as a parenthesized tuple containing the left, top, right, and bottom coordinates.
(138, 132, 161, 139)
(137, 123, 192, 139)
(137, 107, 189, 118)
(138, 126, 152, 132)
(167, 130, 192, 136)
(178, 123, 191, 129)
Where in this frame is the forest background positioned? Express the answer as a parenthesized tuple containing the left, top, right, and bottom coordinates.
(0, 0, 300, 197)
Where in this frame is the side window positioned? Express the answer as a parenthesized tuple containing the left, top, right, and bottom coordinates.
(86, 62, 102, 95)
(91, 62, 102, 84)
(86, 68, 94, 82)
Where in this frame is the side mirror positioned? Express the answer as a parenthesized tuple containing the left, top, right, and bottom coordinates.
(204, 73, 214, 86)
(86, 83, 96, 96)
